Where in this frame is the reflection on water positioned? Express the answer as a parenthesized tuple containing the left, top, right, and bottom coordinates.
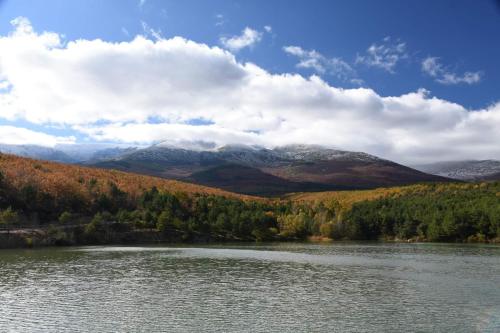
(0, 243, 499, 332)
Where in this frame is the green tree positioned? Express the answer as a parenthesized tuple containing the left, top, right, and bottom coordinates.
(319, 222, 334, 238)
(278, 212, 308, 238)
(85, 212, 103, 235)
(59, 211, 72, 224)
(157, 210, 173, 233)
(0, 207, 20, 235)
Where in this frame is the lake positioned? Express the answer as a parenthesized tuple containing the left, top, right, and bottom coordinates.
(0, 243, 499, 332)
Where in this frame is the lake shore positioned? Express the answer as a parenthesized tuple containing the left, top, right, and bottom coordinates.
(2, 225, 499, 250)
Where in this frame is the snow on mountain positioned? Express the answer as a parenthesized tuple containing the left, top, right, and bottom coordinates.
(413, 160, 500, 180)
(155, 140, 219, 152)
(55, 143, 141, 162)
(0, 144, 74, 163)
(0, 143, 140, 163)
(273, 144, 383, 162)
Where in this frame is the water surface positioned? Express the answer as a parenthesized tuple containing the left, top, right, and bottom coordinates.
(0, 242, 499, 332)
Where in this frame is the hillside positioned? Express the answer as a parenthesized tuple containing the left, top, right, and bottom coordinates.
(286, 182, 500, 242)
(0, 153, 498, 247)
(0, 153, 257, 202)
(0, 153, 280, 247)
(188, 163, 340, 196)
(287, 186, 407, 208)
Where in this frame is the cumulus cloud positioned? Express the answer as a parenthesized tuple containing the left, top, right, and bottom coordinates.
(74, 123, 261, 147)
(0, 126, 75, 147)
(0, 17, 499, 164)
(220, 27, 262, 51)
(356, 36, 408, 73)
(422, 57, 482, 85)
(283, 46, 359, 82)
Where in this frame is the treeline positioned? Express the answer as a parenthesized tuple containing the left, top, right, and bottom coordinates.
(1, 163, 500, 245)
(258, 183, 500, 243)
(0, 169, 285, 243)
(340, 183, 500, 242)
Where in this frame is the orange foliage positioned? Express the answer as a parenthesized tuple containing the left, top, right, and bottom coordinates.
(0, 153, 262, 202)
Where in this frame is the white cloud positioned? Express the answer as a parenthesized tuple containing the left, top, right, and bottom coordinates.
(0, 17, 499, 164)
(422, 57, 482, 85)
(283, 46, 358, 82)
(0, 126, 75, 147)
(75, 123, 260, 146)
(356, 36, 408, 73)
(264, 25, 272, 33)
(220, 27, 262, 52)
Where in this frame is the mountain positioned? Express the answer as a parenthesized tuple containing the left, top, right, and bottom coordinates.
(189, 163, 338, 196)
(0, 144, 75, 163)
(93, 143, 451, 195)
(82, 147, 139, 163)
(414, 160, 500, 181)
(0, 143, 139, 164)
(0, 142, 452, 196)
(55, 144, 141, 162)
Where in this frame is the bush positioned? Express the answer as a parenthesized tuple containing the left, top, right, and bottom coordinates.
(59, 211, 72, 224)
(0, 207, 20, 233)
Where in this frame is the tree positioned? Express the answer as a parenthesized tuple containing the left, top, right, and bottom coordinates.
(59, 211, 72, 224)
(85, 212, 103, 235)
(278, 212, 309, 238)
(0, 207, 20, 235)
(157, 210, 173, 233)
(319, 222, 334, 238)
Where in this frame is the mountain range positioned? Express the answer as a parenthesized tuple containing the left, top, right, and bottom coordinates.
(414, 160, 500, 181)
(1, 142, 456, 196)
(0, 143, 138, 164)
(91, 143, 453, 195)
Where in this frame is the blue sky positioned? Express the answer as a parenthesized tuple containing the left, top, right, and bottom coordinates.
(0, 0, 499, 163)
(1, 0, 497, 107)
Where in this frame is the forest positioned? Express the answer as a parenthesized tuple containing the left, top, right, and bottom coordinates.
(0, 153, 499, 247)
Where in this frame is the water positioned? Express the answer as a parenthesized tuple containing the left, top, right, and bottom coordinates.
(0, 243, 499, 333)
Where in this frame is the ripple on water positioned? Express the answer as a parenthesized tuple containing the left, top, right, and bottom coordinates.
(0, 243, 499, 333)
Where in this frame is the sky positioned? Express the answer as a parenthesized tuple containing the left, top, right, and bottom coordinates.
(0, 0, 499, 164)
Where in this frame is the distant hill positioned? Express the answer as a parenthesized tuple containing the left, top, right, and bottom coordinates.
(0, 144, 139, 164)
(188, 163, 341, 196)
(414, 160, 500, 181)
(0, 144, 75, 163)
(93, 143, 451, 196)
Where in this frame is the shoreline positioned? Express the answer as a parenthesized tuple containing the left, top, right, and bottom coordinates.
(1, 226, 498, 250)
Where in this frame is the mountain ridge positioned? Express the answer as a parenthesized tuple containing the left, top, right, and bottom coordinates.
(414, 160, 500, 181)
(92, 143, 452, 195)
(0, 142, 454, 196)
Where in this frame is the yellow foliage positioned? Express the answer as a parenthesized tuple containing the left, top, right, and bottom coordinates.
(0, 153, 262, 202)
